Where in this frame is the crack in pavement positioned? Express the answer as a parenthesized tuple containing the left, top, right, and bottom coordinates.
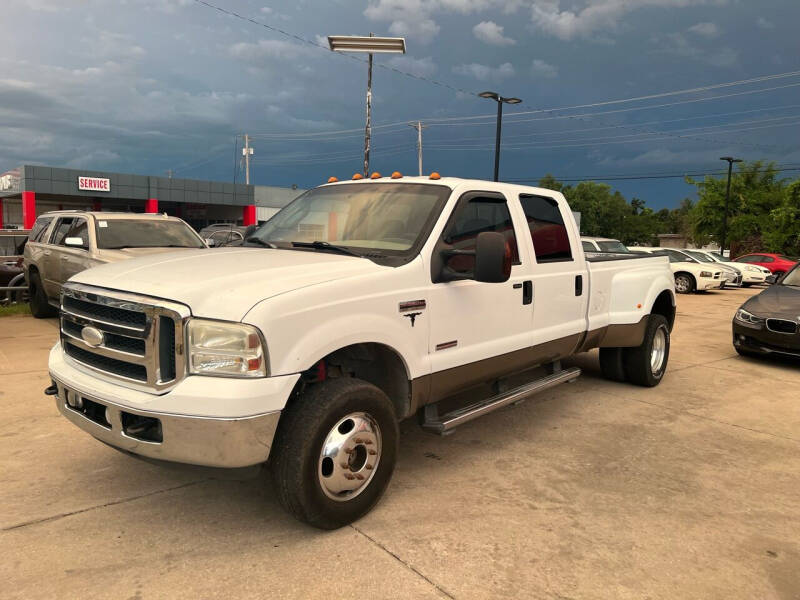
(1, 479, 209, 532)
(351, 524, 456, 599)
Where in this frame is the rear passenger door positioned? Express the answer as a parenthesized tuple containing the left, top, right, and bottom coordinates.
(518, 194, 589, 353)
(41, 217, 75, 297)
(57, 217, 91, 285)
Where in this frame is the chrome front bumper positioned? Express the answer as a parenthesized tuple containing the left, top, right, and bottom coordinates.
(53, 378, 281, 468)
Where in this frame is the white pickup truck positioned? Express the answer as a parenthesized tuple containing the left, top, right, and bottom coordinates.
(48, 176, 675, 529)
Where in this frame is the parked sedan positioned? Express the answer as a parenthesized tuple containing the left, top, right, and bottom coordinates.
(629, 247, 724, 293)
(681, 249, 743, 287)
(581, 237, 629, 253)
(733, 253, 797, 278)
(685, 249, 768, 287)
(733, 264, 800, 359)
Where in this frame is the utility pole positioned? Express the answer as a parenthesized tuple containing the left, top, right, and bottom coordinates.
(242, 134, 254, 184)
(408, 121, 427, 175)
(719, 156, 742, 256)
(166, 169, 173, 179)
(363, 34, 374, 177)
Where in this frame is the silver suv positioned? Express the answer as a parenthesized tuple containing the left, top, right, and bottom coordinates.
(23, 211, 206, 318)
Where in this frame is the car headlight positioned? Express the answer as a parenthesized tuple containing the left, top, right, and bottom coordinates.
(187, 319, 267, 377)
(734, 308, 764, 328)
(699, 271, 713, 278)
(745, 265, 759, 272)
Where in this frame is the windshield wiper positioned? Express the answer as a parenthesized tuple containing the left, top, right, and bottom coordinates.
(245, 237, 277, 248)
(292, 240, 363, 258)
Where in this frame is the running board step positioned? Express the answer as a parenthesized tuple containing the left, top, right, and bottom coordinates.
(422, 367, 581, 435)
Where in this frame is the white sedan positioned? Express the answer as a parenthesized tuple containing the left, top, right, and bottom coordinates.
(629, 247, 724, 293)
(685, 249, 769, 286)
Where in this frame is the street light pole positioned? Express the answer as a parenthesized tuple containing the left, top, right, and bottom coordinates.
(719, 156, 742, 256)
(479, 91, 522, 182)
(328, 35, 406, 177)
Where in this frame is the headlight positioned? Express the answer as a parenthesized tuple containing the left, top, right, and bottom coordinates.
(699, 271, 713, 278)
(745, 265, 759, 272)
(187, 319, 267, 377)
(734, 308, 764, 328)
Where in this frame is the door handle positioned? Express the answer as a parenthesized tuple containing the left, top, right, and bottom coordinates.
(522, 280, 533, 305)
(61, 255, 69, 260)
(575, 275, 583, 296)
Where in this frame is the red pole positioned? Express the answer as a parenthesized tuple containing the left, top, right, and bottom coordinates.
(243, 204, 256, 226)
(22, 191, 36, 229)
(145, 198, 158, 213)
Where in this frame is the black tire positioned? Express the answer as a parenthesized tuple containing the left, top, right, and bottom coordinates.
(270, 377, 399, 529)
(599, 347, 626, 382)
(734, 346, 759, 358)
(674, 273, 695, 294)
(623, 314, 670, 387)
(741, 283, 752, 288)
(28, 271, 56, 318)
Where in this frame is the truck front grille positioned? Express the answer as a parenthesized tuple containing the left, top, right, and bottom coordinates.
(60, 284, 190, 392)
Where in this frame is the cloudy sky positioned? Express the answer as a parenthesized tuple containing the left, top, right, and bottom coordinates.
(2, 0, 799, 208)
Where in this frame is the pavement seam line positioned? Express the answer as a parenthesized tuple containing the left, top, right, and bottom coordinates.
(621, 395, 800, 444)
(1, 479, 209, 532)
(350, 524, 457, 600)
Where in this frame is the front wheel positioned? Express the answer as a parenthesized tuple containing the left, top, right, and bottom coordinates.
(674, 273, 695, 294)
(623, 315, 670, 387)
(741, 282, 752, 288)
(29, 271, 57, 318)
(270, 377, 399, 529)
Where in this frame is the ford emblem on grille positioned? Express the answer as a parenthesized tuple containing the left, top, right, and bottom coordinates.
(81, 326, 105, 348)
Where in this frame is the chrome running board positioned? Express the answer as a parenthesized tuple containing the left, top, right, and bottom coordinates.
(422, 366, 581, 434)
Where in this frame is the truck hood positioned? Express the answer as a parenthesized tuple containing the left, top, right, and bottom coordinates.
(70, 248, 385, 320)
(96, 247, 198, 262)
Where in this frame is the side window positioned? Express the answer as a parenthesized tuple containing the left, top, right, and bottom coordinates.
(210, 230, 230, 244)
(736, 255, 753, 263)
(761, 256, 774, 263)
(64, 219, 89, 248)
(30, 217, 54, 243)
(50, 218, 74, 246)
(581, 240, 595, 252)
(442, 194, 519, 275)
(519, 194, 573, 263)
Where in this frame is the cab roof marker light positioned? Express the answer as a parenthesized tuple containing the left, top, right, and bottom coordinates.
(391, 171, 402, 179)
(370, 172, 381, 179)
(429, 172, 441, 180)
(352, 173, 364, 180)
(327, 176, 338, 183)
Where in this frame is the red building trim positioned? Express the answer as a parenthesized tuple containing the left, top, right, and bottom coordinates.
(243, 204, 257, 226)
(145, 198, 158, 213)
(93, 200, 102, 211)
(22, 191, 36, 229)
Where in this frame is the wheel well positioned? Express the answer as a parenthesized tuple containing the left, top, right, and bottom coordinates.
(650, 290, 676, 331)
(292, 343, 411, 419)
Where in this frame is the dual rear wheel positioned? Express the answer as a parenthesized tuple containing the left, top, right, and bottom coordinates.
(599, 314, 670, 387)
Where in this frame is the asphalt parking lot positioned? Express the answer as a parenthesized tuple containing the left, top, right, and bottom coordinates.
(2, 286, 799, 599)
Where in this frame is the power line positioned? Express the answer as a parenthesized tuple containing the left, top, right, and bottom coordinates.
(506, 165, 800, 183)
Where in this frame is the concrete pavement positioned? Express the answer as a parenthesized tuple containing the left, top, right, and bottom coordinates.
(1, 287, 799, 599)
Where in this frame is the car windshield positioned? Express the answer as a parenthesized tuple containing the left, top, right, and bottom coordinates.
(781, 267, 800, 286)
(686, 250, 714, 263)
(95, 219, 205, 249)
(597, 240, 629, 252)
(248, 182, 450, 257)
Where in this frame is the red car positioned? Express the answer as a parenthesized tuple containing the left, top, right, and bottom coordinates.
(733, 253, 798, 277)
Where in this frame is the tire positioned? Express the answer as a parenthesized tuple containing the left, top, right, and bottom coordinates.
(741, 283, 752, 288)
(599, 347, 626, 382)
(623, 314, 670, 387)
(674, 273, 695, 294)
(270, 377, 399, 529)
(28, 271, 56, 318)
(735, 346, 759, 358)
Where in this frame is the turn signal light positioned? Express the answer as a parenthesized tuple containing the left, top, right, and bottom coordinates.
(391, 171, 402, 179)
(370, 172, 381, 179)
(327, 176, 338, 183)
(429, 172, 441, 180)
(352, 173, 364, 180)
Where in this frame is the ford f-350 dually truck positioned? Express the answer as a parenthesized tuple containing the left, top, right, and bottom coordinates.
(47, 176, 675, 529)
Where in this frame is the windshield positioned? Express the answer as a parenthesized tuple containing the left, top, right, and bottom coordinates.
(781, 266, 800, 286)
(597, 240, 629, 252)
(95, 219, 205, 249)
(686, 250, 714, 263)
(249, 182, 450, 257)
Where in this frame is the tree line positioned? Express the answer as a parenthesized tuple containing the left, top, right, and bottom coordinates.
(537, 161, 800, 256)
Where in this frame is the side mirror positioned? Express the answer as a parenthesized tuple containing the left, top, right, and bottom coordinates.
(205, 238, 216, 247)
(766, 274, 777, 284)
(474, 231, 511, 283)
(64, 237, 86, 248)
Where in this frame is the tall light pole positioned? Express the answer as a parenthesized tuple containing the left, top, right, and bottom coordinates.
(328, 35, 406, 176)
(719, 156, 742, 256)
(479, 91, 522, 182)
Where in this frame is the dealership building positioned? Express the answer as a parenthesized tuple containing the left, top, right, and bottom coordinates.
(0, 165, 304, 231)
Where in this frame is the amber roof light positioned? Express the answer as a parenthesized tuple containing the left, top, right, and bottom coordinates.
(352, 173, 364, 180)
(370, 172, 382, 179)
(429, 172, 441, 180)
(327, 176, 338, 183)
(391, 171, 402, 179)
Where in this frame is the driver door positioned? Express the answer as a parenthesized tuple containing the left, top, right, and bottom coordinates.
(426, 192, 535, 401)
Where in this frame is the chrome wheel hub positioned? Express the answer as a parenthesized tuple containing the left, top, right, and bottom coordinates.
(651, 327, 667, 375)
(675, 276, 690, 293)
(318, 412, 381, 502)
